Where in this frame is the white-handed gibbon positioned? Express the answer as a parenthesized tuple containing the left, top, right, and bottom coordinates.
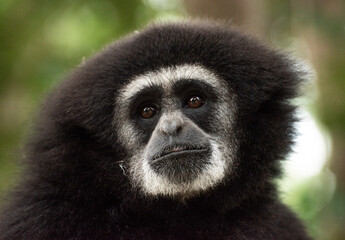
(0, 20, 312, 240)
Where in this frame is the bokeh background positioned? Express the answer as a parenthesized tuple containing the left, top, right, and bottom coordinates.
(0, 0, 344, 239)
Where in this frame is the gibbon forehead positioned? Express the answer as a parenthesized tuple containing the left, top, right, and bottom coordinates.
(114, 64, 237, 197)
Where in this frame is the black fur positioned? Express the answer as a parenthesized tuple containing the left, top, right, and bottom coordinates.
(0, 20, 311, 239)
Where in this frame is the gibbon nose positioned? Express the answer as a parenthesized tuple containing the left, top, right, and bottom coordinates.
(159, 114, 184, 136)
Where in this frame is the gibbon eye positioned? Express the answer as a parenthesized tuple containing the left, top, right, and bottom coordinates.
(140, 105, 157, 119)
(186, 96, 205, 108)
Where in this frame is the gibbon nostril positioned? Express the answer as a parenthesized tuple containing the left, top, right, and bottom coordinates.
(160, 115, 184, 136)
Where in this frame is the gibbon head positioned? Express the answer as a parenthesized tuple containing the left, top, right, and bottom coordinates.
(38, 21, 303, 203)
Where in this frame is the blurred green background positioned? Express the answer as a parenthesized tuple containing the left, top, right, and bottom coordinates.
(0, 0, 344, 239)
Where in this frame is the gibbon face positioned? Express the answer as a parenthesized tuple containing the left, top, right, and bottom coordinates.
(114, 64, 237, 197)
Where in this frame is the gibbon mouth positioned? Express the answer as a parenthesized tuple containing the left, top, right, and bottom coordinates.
(149, 145, 211, 183)
(153, 145, 209, 161)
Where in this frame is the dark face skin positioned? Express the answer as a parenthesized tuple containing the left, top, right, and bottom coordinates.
(131, 79, 218, 184)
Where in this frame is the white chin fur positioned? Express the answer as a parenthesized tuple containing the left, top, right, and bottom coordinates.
(130, 139, 228, 197)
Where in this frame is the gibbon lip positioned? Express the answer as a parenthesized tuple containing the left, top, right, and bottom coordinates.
(153, 145, 208, 161)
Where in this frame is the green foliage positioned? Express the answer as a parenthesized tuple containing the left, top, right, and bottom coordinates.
(281, 170, 337, 238)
